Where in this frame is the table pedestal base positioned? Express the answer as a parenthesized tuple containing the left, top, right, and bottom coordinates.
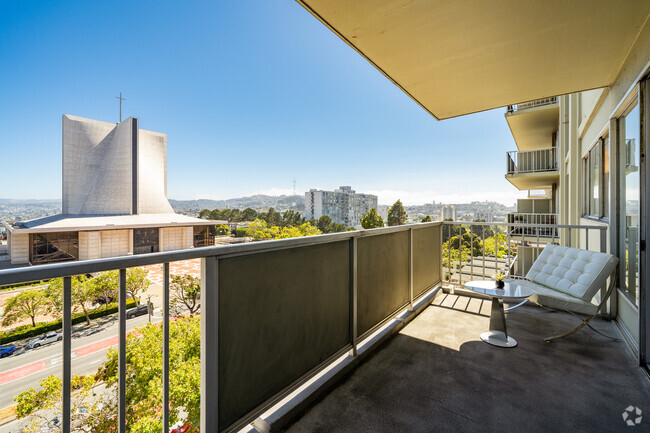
(480, 331, 518, 347)
(481, 297, 518, 348)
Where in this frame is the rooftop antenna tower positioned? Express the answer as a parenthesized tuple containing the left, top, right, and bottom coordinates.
(115, 92, 126, 122)
(293, 178, 297, 196)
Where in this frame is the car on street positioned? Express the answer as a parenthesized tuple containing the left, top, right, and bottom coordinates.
(28, 332, 62, 349)
(126, 304, 149, 319)
(0, 344, 16, 358)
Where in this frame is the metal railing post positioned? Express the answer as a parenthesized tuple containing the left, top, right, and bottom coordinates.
(350, 237, 358, 356)
(201, 256, 219, 433)
(600, 228, 607, 253)
(119, 269, 127, 433)
(62, 276, 71, 433)
(408, 228, 414, 311)
(163, 263, 170, 433)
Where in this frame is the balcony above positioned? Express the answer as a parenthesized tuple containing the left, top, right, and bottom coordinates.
(296, 1, 650, 120)
(506, 148, 559, 190)
(505, 97, 559, 151)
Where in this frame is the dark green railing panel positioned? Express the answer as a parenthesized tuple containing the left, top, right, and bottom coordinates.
(413, 226, 442, 298)
(217, 241, 350, 430)
(357, 231, 409, 335)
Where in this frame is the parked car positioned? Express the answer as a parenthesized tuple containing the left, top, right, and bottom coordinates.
(126, 304, 148, 319)
(0, 344, 16, 358)
(28, 332, 62, 349)
(94, 294, 115, 305)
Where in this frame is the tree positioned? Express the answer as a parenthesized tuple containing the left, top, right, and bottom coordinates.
(99, 316, 201, 431)
(471, 219, 494, 238)
(242, 208, 258, 221)
(317, 215, 333, 232)
(170, 275, 201, 315)
(282, 210, 304, 228)
(46, 276, 96, 326)
(360, 208, 384, 229)
(264, 207, 283, 227)
(387, 200, 407, 226)
(15, 317, 202, 432)
(14, 374, 97, 433)
(1, 289, 48, 327)
(215, 224, 231, 236)
(198, 209, 212, 219)
(92, 270, 119, 309)
(421, 215, 432, 222)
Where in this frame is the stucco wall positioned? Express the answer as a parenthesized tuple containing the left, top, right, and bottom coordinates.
(10, 233, 29, 264)
(79, 231, 102, 261)
(160, 227, 193, 252)
(100, 230, 131, 258)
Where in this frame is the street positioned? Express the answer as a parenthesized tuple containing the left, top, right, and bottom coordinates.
(0, 309, 161, 430)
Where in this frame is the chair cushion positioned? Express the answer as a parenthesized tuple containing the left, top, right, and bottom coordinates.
(526, 244, 618, 301)
(513, 279, 598, 315)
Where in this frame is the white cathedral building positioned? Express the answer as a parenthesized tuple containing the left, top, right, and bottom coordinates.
(3, 114, 217, 265)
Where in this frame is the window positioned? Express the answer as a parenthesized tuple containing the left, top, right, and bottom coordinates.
(133, 228, 159, 255)
(583, 135, 609, 219)
(621, 103, 640, 305)
(30, 231, 79, 265)
(193, 225, 216, 247)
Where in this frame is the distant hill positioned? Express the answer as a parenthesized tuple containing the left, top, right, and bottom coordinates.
(170, 195, 305, 213)
(0, 199, 60, 206)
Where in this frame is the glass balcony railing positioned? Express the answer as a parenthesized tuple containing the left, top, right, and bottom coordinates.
(507, 147, 558, 174)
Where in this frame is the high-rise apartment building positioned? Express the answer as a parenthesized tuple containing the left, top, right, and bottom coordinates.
(442, 205, 456, 221)
(304, 186, 377, 227)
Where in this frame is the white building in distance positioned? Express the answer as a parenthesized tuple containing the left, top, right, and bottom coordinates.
(442, 205, 457, 221)
(3, 115, 218, 266)
(474, 211, 494, 222)
(304, 186, 377, 227)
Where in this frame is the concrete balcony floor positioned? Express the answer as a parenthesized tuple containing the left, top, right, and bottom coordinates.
(286, 293, 650, 433)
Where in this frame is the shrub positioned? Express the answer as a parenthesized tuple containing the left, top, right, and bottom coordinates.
(0, 299, 137, 345)
(235, 228, 247, 237)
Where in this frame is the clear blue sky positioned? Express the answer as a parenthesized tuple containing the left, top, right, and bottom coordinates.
(0, 0, 523, 206)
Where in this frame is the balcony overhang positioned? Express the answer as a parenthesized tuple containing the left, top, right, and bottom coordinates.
(505, 171, 559, 190)
(296, 0, 650, 120)
(505, 103, 560, 150)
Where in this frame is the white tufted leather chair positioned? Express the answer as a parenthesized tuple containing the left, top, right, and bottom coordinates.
(510, 244, 618, 341)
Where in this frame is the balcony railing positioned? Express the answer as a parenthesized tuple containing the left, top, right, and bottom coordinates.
(0, 223, 443, 433)
(506, 147, 558, 174)
(441, 220, 606, 286)
(507, 213, 558, 237)
(0, 220, 609, 432)
(506, 97, 557, 113)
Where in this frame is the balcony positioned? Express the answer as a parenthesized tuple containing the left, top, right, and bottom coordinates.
(0, 222, 646, 432)
(507, 213, 558, 238)
(506, 148, 559, 190)
(505, 98, 559, 151)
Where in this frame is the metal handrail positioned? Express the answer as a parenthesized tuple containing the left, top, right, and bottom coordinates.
(507, 147, 558, 174)
(0, 222, 442, 285)
(507, 97, 557, 112)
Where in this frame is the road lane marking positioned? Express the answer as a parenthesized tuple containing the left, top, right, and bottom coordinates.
(74, 336, 118, 358)
(0, 360, 47, 385)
